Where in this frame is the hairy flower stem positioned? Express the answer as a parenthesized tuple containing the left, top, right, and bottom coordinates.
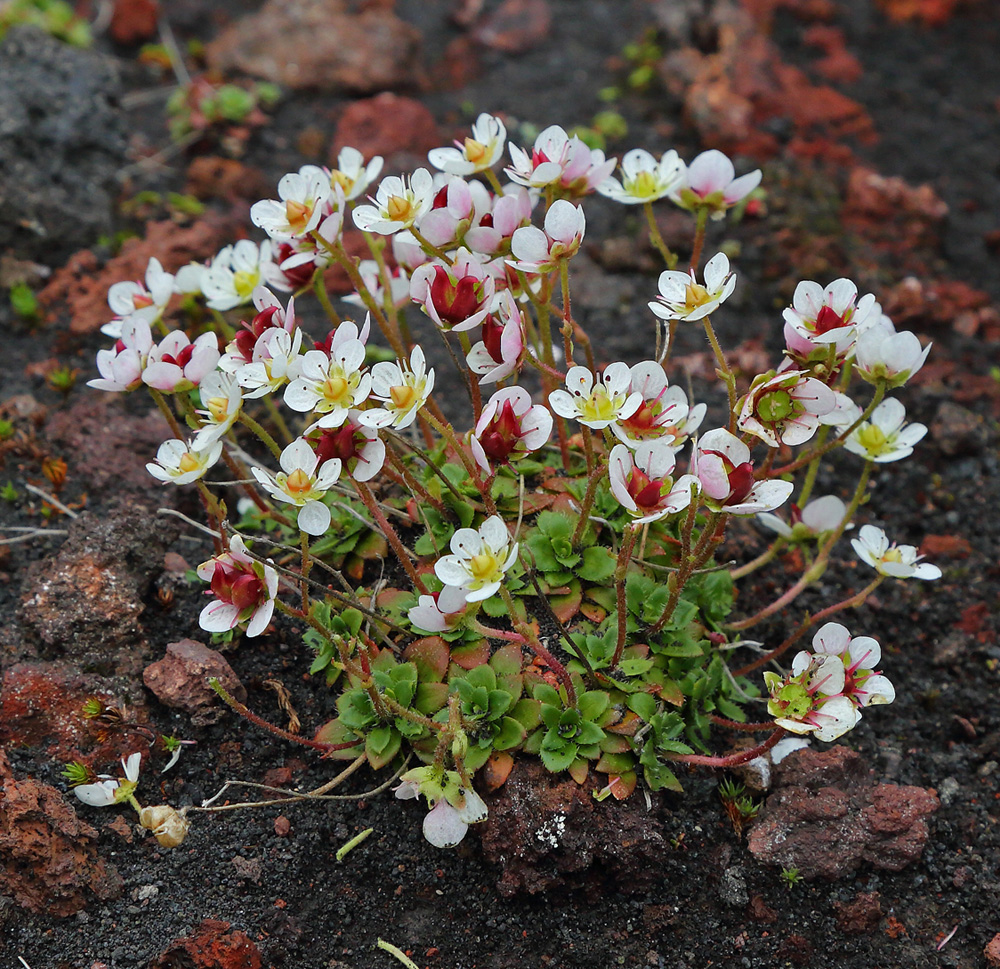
(611, 525, 640, 668)
(732, 575, 886, 678)
(383, 444, 446, 513)
(385, 431, 467, 508)
(559, 260, 576, 368)
(499, 585, 576, 708)
(149, 386, 186, 441)
(410, 227, 454, 266)
(353, 480, 428, 594)
(689, 208, 709, 274)
(702, 316, 738, 431)
(571, 430, 603, 548)
(313, 270, 342, 328)
(728, 537, 786, 581)
(422, 411, 497, 515)
(710, 714, 778, 732)
(209, 677, 359, 753)
(667, 726, 785, 768)
(644, 200, 678, 269)
(795, 425, 829, 507)
(209, 308, 235, 342)
(237, 411, 283, 460)
(473, 621, 526, 643)
(299, 529, 312, 612)
(651, 510, 724, 633)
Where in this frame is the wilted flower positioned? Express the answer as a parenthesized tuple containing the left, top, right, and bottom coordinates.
(429, 113, 507, 175)
(470, 387, 553, 473)
(434, 515, 518, 603)
(691, 428, 793, 515)
(764, 652, 858, 742)
(608, 443, 699, 524)
(648, 252, 736, 323)
(737, 369, 836, 447)
(353, 169, 435, 235)
(851, 524, 941, 580)
(548, 362, 642, 430)
(597, 148, 685, 204)
(843, 398, 927, 463)
(670, 150, 761, 219)
(74, 752, 142, 808)
(147, 438, 222, 485)
(197, 534, 278, 638)
(138, 804, 190, 849)
(394, 766, 488, 848)
(407, 584, 470, 634)
(251, 438, 342, 535)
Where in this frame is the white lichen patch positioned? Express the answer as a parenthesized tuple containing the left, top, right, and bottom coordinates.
(534, 813, 566, 849)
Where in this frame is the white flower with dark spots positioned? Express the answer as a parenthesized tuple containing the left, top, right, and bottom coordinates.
(851, 524, 941, 580)
(649, 252, 736, 323)
(434, 515, 518, 603)
(548, 363, 642, 431)
(844, 398, 926, 463)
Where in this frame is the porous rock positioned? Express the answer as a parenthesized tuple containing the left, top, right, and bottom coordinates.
(206, 0, 424, 93)
(0, 27, 126, 264)
(143, 639, 246, 725)
(150, 919, 262, 969)
(331, 94, 442, 170)
(0, 750, 123, 916)
(19, 502, 179, 668)
(747, 747, 939, 880)
(479, 760, 667, 897)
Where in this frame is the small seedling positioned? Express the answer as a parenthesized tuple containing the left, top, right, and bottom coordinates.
(780, 867, 803, 890)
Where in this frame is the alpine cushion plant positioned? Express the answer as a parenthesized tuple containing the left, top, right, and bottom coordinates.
(86, 112, 942, 850)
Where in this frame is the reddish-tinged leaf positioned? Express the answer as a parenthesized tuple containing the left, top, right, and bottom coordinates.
(450, 639, 490, 670)
(482, 751, 514, 791)
(609, 772, 637, 800)
(567, 758, 589, 785)
(580, 602, 606, 623)
(549, 579, 582, 624)
(404, 636, 450, 681)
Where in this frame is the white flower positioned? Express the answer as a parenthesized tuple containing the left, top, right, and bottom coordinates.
(508, 200, 586, 274)
(200, 240, 283, 311)
(236, 327, 304, 399)
(147, 438, 222, 485)
(422, 790, 488, 848)
(328, 146, 383, 200)
(597, 148, 685, 204)
(757, 495, 849, 541)
(192, 371, 243, 450)
(764, 653, 858, 743)
(690, 428, 793, 515)
(306, 414, 385, 482)
(505, 124, 615, 195)
(851, 524, 941, 580)
(250, 439, 342, 536)
(407, 585, 470, 634)
(810, 622, 895, 709)
(548, 362, 642, 430)
(429, 113, 507, 175)
(283, 336, 371, 428)
(608, 443, 699, 525)
(360, 345, 435, 430)
(470, 386, 553, 473)
(74, 752, 141, 807)
(196, 534, 278, 638)
(102, 257, 175, 337)
(343, 260, 411, 312)
(670, 149, 761, 219)
(353, 169, 435, 235)
(434, 515, 518, 603)
(409, 249, 495, 332)
(88, 318, 153, 392)
(466, 291, 526, 385)
(250, 168, 331, 241)
(737, 369, 837, 448)
(610, 361, 705, 450)
(854, 324, 931, 389)
(142, 331, 220, 393)
(783, 278, 877, 353)
(649, 252, 736, 322)
(843, 398, 926, 463)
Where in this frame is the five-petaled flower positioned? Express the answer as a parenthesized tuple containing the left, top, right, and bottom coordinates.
(197, 534, 278, 638)
(470, 387, 553, 473)
(611, 361, 705, 450)
(649, 252, 736, 323)
(508, 199, 586, 274)
(669, 150, 761, 220)
(691, 428, 793, 515)
(353, 169, 435, 235)
(147, 438, 222, 485)
(851, 524, 941, 580)
(429, 113, 507, 176)
(394, 766, 488, 848)
(548, 362, 642, 431)
(764, 652, 858, 742)
(844, 398, 927, 463)
(737, 369, 836, 448)
(597, 148, 685, 204)
(783, 278, 877, 354)
(810, 622, 895, 711)
(251, 438, 342, 536)
(608, 442, 700, 524)
(360, 345, 435, 430)
(435, 515, 519, 603)
(757, 495, 849, 543)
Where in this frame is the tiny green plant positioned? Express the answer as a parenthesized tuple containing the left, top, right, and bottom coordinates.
(79, 113, 939, 853)
(9, 281, 40, 324)
(0, 0, 91, 46)
(780, 866, 803, 890)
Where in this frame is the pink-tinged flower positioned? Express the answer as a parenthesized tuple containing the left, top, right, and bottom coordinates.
(737, 369, 836, 447)
(410, 249, 495, 332)
(649, 252, 736, 323)
(465, 187, 534, 257)
(196, 534, 278, 638)
(691, 428, 793, 515)
(221, 288, 298, 373)
(88, 318, 154, 392)
(429, 113, 507, 175)
(783, 278, 877, 353)
(198, 240, 284, 311)
(505, 124, 615, 196)
(276, 201, 345, 273)
(327, 146, 383, 200)
(816, 391, 861, 430)
(610, 360, 705, 450)
(851, 524, 941, 580)
(843, 398, 926, 463)
(670, 149, 761, 220)
(466, 292, 526, 385)
(343, 260, 411, 312)
(307, 412, 385, 482)
(407, 584, 470, 634)
(394, 766, 488, 848)
(75, 752, 142, 807)
(103, 258, 175, 338)
(283, 333, 371, 428)
(434, 515, 518, 603)
(810, 622, 895, 710)
(416, 175, 477, 250)
(251, 167, 331, 241)
(251, 438, 341, 536)
(236, 327, 304, 398)
(357, 346, 434, 431)
(608, 443, 700, 525)
(854, 323, 931, 389)
(470, 387, 553, 473)
(597, 148, 685, 204)
(548, 362, 642, 431)
(147, 438, 223, 485)
(764, 652, 858, 742)
(757, 494, 849, 542)
(508, 200, 586, 274)
(142, 331, 220, 393)
(353, 169, 435, 235)
(193, 371, 243, 450)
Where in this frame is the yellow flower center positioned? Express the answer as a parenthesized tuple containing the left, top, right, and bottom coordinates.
(285, 199, 311, 234)
(627, 170, 660, 199)
(386, 195, 415, 224)
(284, 468, 314, 497)
(882, 548, 903, 564)
(233, 269, 259, 299)
(856, 425, 889, 456)
(322, 374, 351, 407)
(464, 137, 489, 165)
(389, 383, 418, 412)
(178, 452, 201, 474)
(207, 396, 230, 423)
(578, 387, 616, 424)
(330, 169, 353, 193)
(684, 282, 710, 310)
(468, 551, 500, 583)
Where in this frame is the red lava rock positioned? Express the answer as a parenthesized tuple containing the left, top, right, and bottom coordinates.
(471, 0, 552, 53)
(747, 747, 940, 880)
(802, 25, 862, 83)
(877, 0, 962, 27)
(185, 156, 271, 204)
(834, 891, 883, 933)
(929, 401, 994, 456)
(748, 895, 778, 923)
(150, 919, 262, 969)
(206, 0, 424, 94)
(777, 934, 813, 966)
(918, 534, 973, 559)
(143, 639, 246, 726)
(109, 0, 160, 44)
(882, 277, 991, 330)
(478, 760, 668, 897)
(106, 814, 134, 843)
(18, 502, 179, 667)
(0, 749, 123, 916)
(985, 932, 1000, 968)
(38, 216, 240, 335)
(273, 815, 291, 837)
(332, 94, 442, 169)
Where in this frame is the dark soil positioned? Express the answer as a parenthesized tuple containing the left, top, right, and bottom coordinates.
(2, 1, 999, 968)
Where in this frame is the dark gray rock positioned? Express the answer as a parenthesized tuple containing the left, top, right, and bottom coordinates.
(0, 27, 127, 264)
